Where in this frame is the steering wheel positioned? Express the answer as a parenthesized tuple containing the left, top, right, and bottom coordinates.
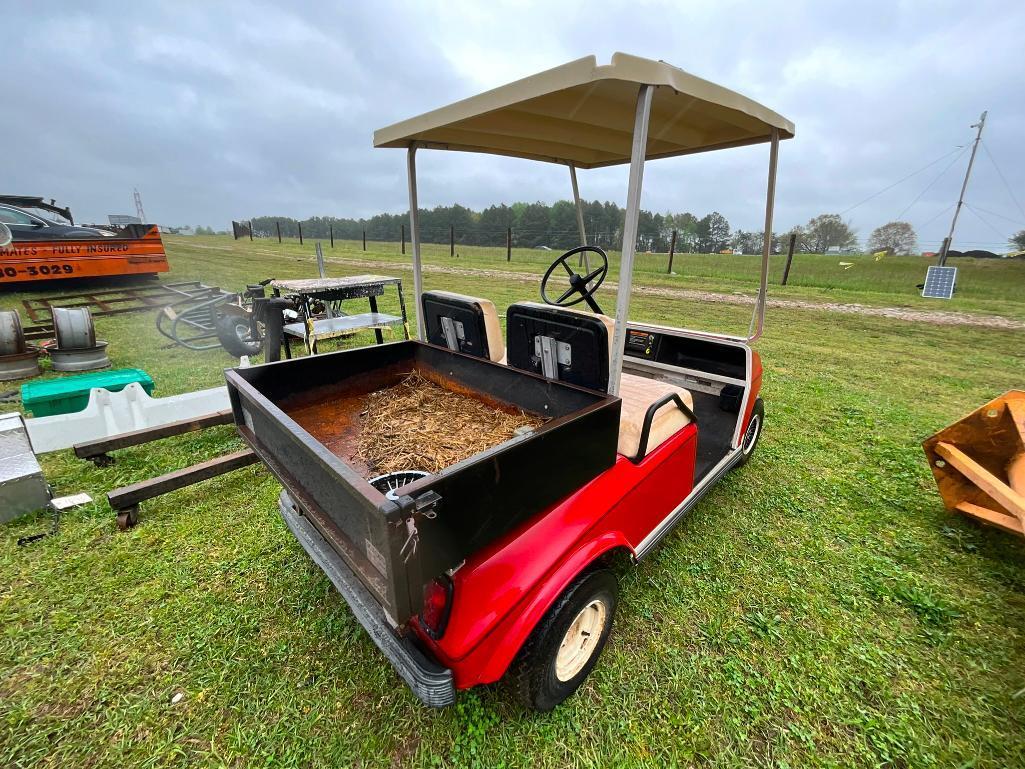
(540, 245, 609, 314)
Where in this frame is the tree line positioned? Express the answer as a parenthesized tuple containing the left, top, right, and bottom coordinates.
(248, 202, 928, 255)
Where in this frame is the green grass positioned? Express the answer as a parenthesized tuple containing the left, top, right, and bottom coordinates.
(213, 235, 1025, 319)
(2, 236, 1024, 767)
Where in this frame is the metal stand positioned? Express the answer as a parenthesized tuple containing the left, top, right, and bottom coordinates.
(271, 276, 410, 356)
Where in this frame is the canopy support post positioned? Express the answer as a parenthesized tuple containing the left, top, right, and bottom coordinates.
(569, 165, 590, 273)
(406, 145, 425, 340)
(748, 127, 779, 343)
(608, 84, 653, 397)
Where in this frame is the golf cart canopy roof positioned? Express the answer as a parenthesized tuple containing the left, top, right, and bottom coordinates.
(374, 53, 794, 168)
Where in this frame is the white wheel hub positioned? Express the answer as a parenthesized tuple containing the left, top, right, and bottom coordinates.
(555, 599, 607, 681)
(742, 414, 761, 454)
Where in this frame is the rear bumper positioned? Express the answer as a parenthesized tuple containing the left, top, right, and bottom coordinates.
(277, 490, 455, 708)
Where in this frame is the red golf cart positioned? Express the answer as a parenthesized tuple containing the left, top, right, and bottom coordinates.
(226, 53, 793, 710)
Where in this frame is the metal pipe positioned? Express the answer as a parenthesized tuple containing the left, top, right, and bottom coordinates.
(939, 111, 986, 267)
(607, 84, 653, 397)
(569, 165, 590, 274)
(747, 127, 779, 343)
(406, 146, 425, 340)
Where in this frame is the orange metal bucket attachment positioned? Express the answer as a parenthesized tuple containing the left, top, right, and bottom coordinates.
(0, 225, 169, 283)
(922, 390, 1025, 537)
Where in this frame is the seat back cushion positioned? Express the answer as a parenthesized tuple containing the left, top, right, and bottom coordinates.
(421, 290, 504, 362)
(505, 302, 613, 391)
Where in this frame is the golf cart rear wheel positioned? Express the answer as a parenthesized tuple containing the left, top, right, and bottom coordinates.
(216, 314, 262, 357)
(507, 568, 617, 711)
(734, 397, 764, 468)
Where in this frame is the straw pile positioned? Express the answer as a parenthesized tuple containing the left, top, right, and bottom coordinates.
(355, 370, 546, 475)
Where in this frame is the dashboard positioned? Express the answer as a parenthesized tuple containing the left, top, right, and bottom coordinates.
(623, 325, 748, 385)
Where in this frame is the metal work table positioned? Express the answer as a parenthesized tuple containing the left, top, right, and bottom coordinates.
(270, 275, 409, 355)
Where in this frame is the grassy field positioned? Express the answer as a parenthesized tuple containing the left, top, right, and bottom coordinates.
(1, 235, 1024, 768)
(235, 236, 1025, 320)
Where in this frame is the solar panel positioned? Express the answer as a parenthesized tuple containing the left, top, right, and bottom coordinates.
(922, 265, 957, 299)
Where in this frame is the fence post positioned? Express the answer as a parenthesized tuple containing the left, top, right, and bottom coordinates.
(781, 233, 797, 286)
(667, 229, 677, 274)
(506, 227, 512, 261)
(450, 225, 454, 257)
(316, 242, 326, 278)
(276, 221, 281, 243)
(298, 221, 303, 245)
(362, 228, 366, 251)
(401, 224, 405, 255)
(329, 224, 334, 248)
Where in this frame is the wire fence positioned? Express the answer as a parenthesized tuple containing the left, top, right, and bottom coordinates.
(209, 221, 1025, 304)
(236, 219, 1019, 266)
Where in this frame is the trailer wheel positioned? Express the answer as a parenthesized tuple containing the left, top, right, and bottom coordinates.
(507, 568, 618, 711)
(116, 506, 139, 531)
(734, 397, 764, 468)
(216, 314, 262, 357)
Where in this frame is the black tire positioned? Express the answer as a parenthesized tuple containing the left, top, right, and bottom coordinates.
(215, 314, 261, 357)
(507, 568, 618, 711)
(734, 397, 764, 468)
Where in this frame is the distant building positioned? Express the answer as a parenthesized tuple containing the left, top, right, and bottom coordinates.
(108, 214, 142, 226)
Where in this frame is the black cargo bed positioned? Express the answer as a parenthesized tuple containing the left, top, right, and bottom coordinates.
(226, 341, 620, 625)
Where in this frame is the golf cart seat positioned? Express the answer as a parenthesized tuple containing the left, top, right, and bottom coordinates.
(421, 290, 505, 363)
(617, 371, 694, 460)
(506, 302, 693, 459)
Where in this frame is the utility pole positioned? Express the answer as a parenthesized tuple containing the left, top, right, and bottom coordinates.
(939, 111, 986, 266)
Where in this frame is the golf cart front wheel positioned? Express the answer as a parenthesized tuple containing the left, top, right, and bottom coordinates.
(216, 314, 262, 357)
(734, 397, 764, 468)
(507, 568, 618, 711)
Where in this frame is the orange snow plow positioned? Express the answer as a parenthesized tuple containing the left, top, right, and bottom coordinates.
(0, 224, 169, 284)
(922, 390, 1025, 537)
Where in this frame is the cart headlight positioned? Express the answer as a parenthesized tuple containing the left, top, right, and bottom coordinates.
(420, 576, 453, 639)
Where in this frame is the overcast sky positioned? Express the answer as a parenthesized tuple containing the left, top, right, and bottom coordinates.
(8, 0, 1024, 251)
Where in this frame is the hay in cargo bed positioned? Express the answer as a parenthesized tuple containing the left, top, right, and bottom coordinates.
(282, 369, 547, 478)
(357, 371, 546, 474)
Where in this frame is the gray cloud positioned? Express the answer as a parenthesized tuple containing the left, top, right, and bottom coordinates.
(7, 0, 1024, 251)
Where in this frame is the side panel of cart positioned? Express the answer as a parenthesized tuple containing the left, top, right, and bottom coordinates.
(0, 225, 169, 283)
(413, 418, 700, 687)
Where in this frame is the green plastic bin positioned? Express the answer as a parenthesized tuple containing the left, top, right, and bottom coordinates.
(21, 369, 155, 417)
